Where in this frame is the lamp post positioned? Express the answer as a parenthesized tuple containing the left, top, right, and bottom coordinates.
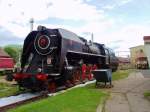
(91, 33, 94, 43)
(29, 18, 34, 31)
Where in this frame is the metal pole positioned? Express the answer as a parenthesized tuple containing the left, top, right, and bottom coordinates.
(91, 33, 94, 43)
(29, 18, 34, 31)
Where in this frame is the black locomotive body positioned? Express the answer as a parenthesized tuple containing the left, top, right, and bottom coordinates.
(13, 26, 118, 91)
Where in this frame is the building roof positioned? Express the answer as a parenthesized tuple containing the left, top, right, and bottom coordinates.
(0, 48, 10, 58)
(118, 57, 130, 63)
(143, 36, 150, 44)
(130, 45, 144, 49)
(143, 36, 150, 41)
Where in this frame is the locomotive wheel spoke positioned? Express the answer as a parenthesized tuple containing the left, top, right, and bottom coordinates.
(77, 70, 83, 83)
(75, 72, 79, 82)
(70, 76, 76, 86)
(65, 80, 71, 88)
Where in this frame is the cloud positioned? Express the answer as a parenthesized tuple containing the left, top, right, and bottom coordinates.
(1, 0, 131, 39)
(0, 0, 148, 57)
(101, 24, 150, 53)
(0, 0, 105, 38)
(102, 4, 115, 10)
(47, 0, 104, 21)
(0, 27, 23, 46)
(119, 0, 133, 6)
(2, 23, 29, 38)
(102, 0, 133, 10)
(0, 0, 104, 22)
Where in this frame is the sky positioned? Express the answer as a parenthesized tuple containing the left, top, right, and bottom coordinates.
(0, 0, 150, 56)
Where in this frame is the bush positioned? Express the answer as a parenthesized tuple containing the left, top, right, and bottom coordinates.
(0, 71, 5, 76)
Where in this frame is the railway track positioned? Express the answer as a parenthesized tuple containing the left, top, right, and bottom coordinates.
(0, 80, 96, 112)
(0, 92, 48, 112)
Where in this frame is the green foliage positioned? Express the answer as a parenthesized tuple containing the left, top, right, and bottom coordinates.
(8, 84, 108, 112)
(4, 47, 17, 62)
(4, 45, 22, 64)
(0, 71, 5, 76)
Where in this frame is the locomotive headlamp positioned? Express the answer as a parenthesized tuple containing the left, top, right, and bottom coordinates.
(47, 56, 52, 64)
(37, 68, 42, 73)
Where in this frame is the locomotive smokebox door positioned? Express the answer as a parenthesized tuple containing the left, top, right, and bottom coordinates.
(92, 69, 112, 87)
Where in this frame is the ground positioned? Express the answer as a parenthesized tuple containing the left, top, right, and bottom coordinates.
(103, 70, 150, 112)
(1, 70, 150, 112)
(0, 76, 20, 98)
(8, 84, 108, 112)
(0, 76, 16, 85)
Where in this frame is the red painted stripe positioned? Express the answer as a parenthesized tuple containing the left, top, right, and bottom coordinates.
(143, 36, 150, 40)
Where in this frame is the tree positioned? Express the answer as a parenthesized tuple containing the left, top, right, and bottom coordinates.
(4, 46, 19, 63)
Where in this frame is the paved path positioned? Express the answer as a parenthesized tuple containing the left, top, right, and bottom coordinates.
(104, 70, 150, 112)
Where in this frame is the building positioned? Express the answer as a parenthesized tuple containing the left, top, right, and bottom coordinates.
(130, 45, 147, 68)
(143, 36, 150, 68)
(0, 48, 14, 71)
(117, 57, 130, 69)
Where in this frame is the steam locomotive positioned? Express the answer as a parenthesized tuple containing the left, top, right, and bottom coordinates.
(10, 26, 118, 92)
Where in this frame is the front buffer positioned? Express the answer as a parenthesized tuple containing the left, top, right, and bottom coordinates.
(14, 73, 48, 91)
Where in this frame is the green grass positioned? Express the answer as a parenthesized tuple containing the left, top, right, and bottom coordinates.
(8, 84, 108, 112)
(112, 70, 132, 81)
(144, 91, 150, 98)
(0, 82, 20, 98)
